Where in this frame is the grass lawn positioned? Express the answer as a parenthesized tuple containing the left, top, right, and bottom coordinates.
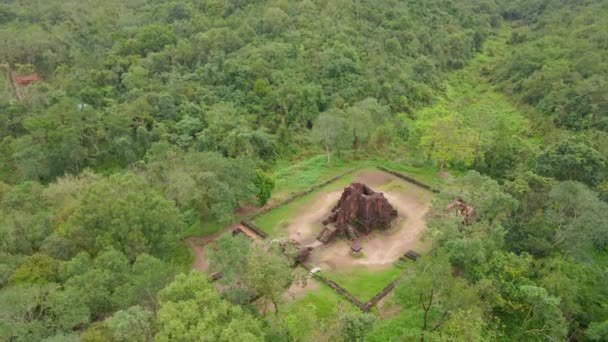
(180, 220, 224, 239)
(283, 278, 357, 321)
(270, 155, 446, 204)
(253, 170, 357, 237)
(322, 265, 404, 302)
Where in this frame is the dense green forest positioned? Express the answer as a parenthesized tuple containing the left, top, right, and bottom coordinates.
(0, 0, 607, 341)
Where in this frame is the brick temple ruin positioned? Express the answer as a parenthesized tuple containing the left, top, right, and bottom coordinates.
(317, 182, 397, 243)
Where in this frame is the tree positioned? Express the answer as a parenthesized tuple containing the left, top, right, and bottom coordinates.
(347, 98, 389, 150)
(535, 138, 607, 186)
(144, 144, 258, 223)
(106, 306, 152, 342)
(419, 111, 477, 169)
(9, 254, 58, 285)
(370, 255, 484, 341)
(0, 181, 50, 255)
(253, 169, 275, 206)
(155, 272, 264, 341)
(338, 311, 376, 342)
(312, 109, 353, 163)
(0, 284, 54, 341)
(63, 173, 184, 260)
(283, 304, 317, 341)
(518, 286, 567, 341)
(46, 285, 91, 332)
(586, 321, 608, 341)
(244, 242, 294, 315)
(206, 234, 252, 304)
(503, 172, 556, 257)
(546, 181, 608, 255)
(112, 253, 176, 308)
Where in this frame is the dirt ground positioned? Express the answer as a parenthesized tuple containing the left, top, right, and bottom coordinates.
(283, 170, 434, 272)
(188, 170, 434, 274)
(186, 236, 213, 271)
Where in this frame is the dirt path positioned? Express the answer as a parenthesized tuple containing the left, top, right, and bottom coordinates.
(287, 190, 342, 245)
(186, 237, 209, 271)
(185, 225, 232, 272)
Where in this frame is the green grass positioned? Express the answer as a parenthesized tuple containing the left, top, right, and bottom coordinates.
(283, 278, 357, 321)
(322, 265, 404, 302)
(270, 156, 445, 202)
(254, 171, 357, 237)
(271, 155, 360, 202)
(180, 220, 224, 239)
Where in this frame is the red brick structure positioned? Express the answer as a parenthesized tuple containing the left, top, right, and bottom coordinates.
(318, 182, 397, 243)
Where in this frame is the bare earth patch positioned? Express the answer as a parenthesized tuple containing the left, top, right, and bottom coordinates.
(287, 190, 342, 245)
(284, 279, 320, 301)
(279, 171, 434, 272)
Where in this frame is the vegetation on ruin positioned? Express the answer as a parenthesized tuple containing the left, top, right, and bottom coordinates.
(1, 0, 607, 341)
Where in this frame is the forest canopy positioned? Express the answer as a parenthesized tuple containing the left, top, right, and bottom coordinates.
(0, 0, 607, 341)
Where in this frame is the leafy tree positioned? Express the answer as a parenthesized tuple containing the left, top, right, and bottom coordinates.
(155, 272, 264, 341)
(503, 172, 556, 257)
(586, 321, 608, 341)
(517, 285, 567, 341)
(206, 234, 252, 304)
(9, 254, 59, 285)
(546, 181, 608, 255)
(312, 109, 353, 163)
(338, 311, 376, 342)
(46, 285, 91, 331)
(535, 138, 607, 186)
(106, 306, 152, 342)
(113, 253, 176, 308)
(283, 304, 317, 342)
(253, 169, 275, 206)
(0, 284, 54, 341)
(245, 242, 294, 315)
(0, 181, 50, 255)
(369, 255, 484, 341)
(144, 143, 257, 223)
(63, 173, 184, 260)
(347, 98, 389, 150)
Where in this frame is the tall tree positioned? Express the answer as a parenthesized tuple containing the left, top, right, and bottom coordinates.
(312, 109, 353, 163)
(155, 272, 264, 341)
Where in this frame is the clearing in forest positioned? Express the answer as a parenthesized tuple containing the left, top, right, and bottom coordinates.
(254, 168, 435, 301)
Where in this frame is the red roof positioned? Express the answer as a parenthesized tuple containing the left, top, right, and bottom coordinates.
(15, 74, 40, 86)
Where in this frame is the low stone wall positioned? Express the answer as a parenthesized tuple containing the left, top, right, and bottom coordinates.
(304, 265, 401, 312)
(362, 281, 396, 311)
(240, 221, 268, 239)
(300, 263, 366, 310)
(320, 275, 366, 310)
(376, 166, 440, 193)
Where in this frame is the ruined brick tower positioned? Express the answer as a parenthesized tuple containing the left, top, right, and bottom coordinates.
(317, 182, 397, 243)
